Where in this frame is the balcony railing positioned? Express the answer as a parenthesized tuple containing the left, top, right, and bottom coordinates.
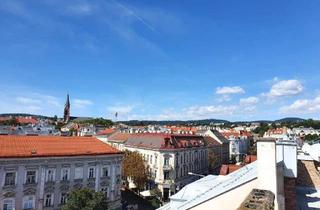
(163, 165, 173, 171)
(2, 184, 16, 190)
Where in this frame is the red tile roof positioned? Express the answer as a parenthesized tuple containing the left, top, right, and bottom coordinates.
(219, 156, 257, 175)
(203, 136, 221, 147)
(97, 128, 116, 135)
(16, 117, 38, 124)
(125, 133, 205, 149)
(108, 132, 131, 143)
(0, 135, 122, 158)
(219, 165, 229, 175)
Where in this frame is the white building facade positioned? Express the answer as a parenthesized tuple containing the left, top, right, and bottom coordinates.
(124, 134, 209, 201)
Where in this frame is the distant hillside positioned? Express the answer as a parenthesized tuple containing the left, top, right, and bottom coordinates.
(274, 117, 306, 123)
(0, 113, 52, 119)
(118, 119, 230, 126)
(0, 113, 310, 126)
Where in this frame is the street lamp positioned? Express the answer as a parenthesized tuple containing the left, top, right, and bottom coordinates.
(187, 172, 205, 178)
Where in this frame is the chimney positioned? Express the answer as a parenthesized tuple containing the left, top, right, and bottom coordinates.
(257, 138, 281, 209)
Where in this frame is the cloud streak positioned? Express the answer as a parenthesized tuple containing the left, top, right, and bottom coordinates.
(73, 99, 93, 108)
(216, 86, 245, 95)
(111, 0, 156, 32)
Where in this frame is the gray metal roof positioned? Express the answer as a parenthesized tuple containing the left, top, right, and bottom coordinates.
(158, 161, 257, 210)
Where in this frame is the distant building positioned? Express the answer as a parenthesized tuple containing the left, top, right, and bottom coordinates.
(101, 132, 131, 151)
(204, 130, 229, 164)
(0, 136, 123, 210)
(222, 130, 252, 160)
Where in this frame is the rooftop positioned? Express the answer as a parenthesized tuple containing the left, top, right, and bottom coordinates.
(159, 161, 257, 210)
(0, 135, 122, 158)
(125, 133, 206, 150)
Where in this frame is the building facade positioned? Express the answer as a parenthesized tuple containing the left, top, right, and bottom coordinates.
(124, 134, 209, 201)
(0, 136, 123, 210)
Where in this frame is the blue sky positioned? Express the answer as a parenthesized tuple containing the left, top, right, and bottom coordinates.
(0, 0, 320, 121)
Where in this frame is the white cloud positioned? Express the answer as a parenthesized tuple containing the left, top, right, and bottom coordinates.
(184, 105, 238, 119)
(65, 3, 93, 16)
(73, 99, 93, 108)
(107, 105, 134, 114)
(216, 86, 245, 95)
(0, 88, 63, 116)
(268, 79, 303, 98)
(216, 95, 231, 103)
(240, 96, 259, 105)
(16, 97, 42, 105)
(280, 96, 320, 114)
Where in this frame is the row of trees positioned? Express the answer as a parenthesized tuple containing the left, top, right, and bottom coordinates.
(305, 134, 320, 143)
(77, 118, 113, 127)
(0, 118, 20, 126)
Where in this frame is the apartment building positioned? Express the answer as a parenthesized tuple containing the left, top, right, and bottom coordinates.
(0, 136, 123, 210)
(124, 133, 209, 201)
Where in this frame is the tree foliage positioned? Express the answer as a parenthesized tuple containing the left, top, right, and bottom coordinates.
(305, 134, 320, 143)
(62, 188, 108, 210)
(77, 118, 113, 127)
(253, 123, 271, 137)
(122, 150, 148, 190)
(0, 117, 19, 126)
(208, 150, 218, 172)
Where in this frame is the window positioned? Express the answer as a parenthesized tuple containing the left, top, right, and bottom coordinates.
(164, 157, 169, 166)
(3, 199, 14, 210)
(164, 171, 170, 180)
(60, 193, 67, 204)
(23, 196, 34, 210)
(74, 167, 83, 179)
(46, 169, 55, 182)
(44, 194, 53, 207)
(61, 168, 69, 181)
(26, 171, 36, 184)
(101, 187, 109, 198)
(4, 172, 15, 186)
(150, 155, 153, 164)
(88, 167, 95, 178)
(154, 170, 157, 179)
(155, 155, 158, 164)
(102, 167, 109, 177)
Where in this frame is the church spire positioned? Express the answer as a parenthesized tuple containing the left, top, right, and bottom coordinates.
(64, 94, 70, 123)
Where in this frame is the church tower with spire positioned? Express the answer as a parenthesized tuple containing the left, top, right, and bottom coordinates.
(63, 94, 70, 123)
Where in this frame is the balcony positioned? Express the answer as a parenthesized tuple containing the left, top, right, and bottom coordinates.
(100, 176, 111, 187)
(163, 165, 173, 171)
(87, 177, 96, 182)
(2, 184, 16, 191)
(23, 182, 38, 188)
(60, 179, 70, 185)
(100, 176, 111, 181)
